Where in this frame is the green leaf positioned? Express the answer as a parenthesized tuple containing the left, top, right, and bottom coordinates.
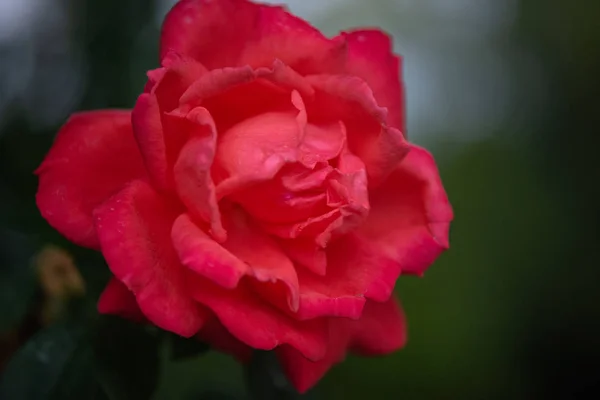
(48, 336, 108, 400)
(93, 317, 161, 400)
(0, 322, 86, 399)
(244, 351, 315, 400)
(0, 228, 38, 331)
(168, 333, 210, 362)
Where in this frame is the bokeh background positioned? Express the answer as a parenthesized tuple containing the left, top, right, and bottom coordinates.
(1, 0, 599, 399)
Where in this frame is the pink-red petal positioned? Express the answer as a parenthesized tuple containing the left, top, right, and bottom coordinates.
(189, 276, 328, 361)
(277, 296, 407, 393)
(172, 107, 225, 241)
(97, 278, 146, 322)
(131, 94, 171, 189)
(359, 144, 453, 281)
(94, 180, 208, 337)
(340, 30, 405, 131)
(215, 108, 303, 199)
(197, 314, 253, 362)
(35, 110, 148, 248)
(305, 75, 410, 186)
(350, 297, 407, 355)
(173, 210, 300, 313)
(277, 321, 351, 393)
(172, 213, 248, 289)
(160, 0, 345, 73)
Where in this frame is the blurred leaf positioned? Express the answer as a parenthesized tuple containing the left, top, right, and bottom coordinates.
(93, 317, 161, 400)
(48, 337, 108, 400)
(0, 228, 38, 332)
(0, 322, 85, 399)
(168, 333, 210, 362)
(245, 351, 314, 400)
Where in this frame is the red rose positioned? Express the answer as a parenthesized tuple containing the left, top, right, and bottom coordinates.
(35, 0, 452, 392)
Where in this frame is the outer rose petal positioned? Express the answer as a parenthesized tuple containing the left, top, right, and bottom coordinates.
(197, 315, 253, 362)
(97, 278, 146, 322)
(349, 297, 407, 355)
(189, 276, 328, 361)
(94, 180, 208, 337)
(277, 326, 350, 394)
(160, 0, 345, 72)
(172, 107, 225, 241)
(359, 144, 453, 284)
(35, 111, 148, 248)
(340, 30, 405, 131)
(277, 297, 406, 393)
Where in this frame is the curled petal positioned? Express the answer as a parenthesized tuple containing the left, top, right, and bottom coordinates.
(179, 66, 256, 111)
(232, 163, 330, 225)
(132, 94, 171, 189)
(173, 211, 300, 313)
(359, 144, 453, 284)
(189, 276, 328, 361)
(172, 213, 248, 289)
(172, 107, 225, 241)
(197, 314, 253, 362)
(305, 75, 410, 186)
(340, 30, 405, 131)
(277, 296, 407, 393)
(94, 180, 208, 337)
(146, 52, 208, 109)
(36, 110, 148, 248)
(215, 106, 304, 198)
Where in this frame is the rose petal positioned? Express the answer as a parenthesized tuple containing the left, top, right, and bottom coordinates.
(215, 103, 304, 198)
(277, 296, 406, 393)
(294, 257, 367, 320)
(179, 66, 256, 111)
(173, 211, 300, 313)
(133, 57, 207, 190)
(340, 30, 405, 131)
(232, 164, 330, 225)
(172, 213, 248, 289)
(94, 180, 208, 337)
(202, 63, 314, 134)
(350, 297, 407, 355)
(160, 0, 345, 72)
(189, 276, 328, 361)
(279, 238, 327, 276)
(131, 94, 171, 189)
(151, 53, 208, 112)
(97, 278, 146, 322)
(160, 0, 259, 69)
(359, 144, 453, 285)
(305, 75, 410, 186)
(277, 321, 351, 394)
(172, 107, 225, 241)
(36, 110, 148, 248)
(197, 314, 253, 362)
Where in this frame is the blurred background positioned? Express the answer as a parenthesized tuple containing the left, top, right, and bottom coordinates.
(1, 0, 599, 399)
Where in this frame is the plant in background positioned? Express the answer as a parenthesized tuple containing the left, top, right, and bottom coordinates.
(34, 0, 452, 395)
